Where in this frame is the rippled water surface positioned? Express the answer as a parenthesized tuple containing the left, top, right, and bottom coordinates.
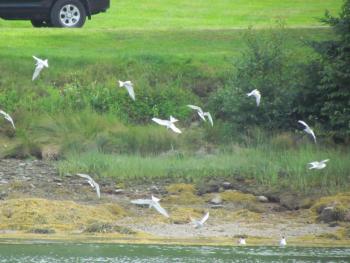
(0, 243, 349, 262)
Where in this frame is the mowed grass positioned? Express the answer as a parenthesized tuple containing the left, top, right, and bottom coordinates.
(0, 0, 342, 29)
(0, 28, 334, 78)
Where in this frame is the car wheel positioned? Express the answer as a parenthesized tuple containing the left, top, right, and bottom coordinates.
(50, 0, 86, 28)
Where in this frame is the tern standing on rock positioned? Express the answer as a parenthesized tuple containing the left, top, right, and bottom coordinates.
(247, 89, 261, 107)
(0, 110, 15, 129)
(187, 105, 213, 126)
(298, 120, 317, 143)
(152, 116, 182, 134)
(32, 56, 48, 81)
(77, 173, 101, 198)
(131, 195, 169, 218)
(190, 212, 209, 229)
(308, 159, 329, 170)
(119, 80, 135, 101)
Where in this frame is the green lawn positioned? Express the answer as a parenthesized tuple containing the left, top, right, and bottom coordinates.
(0, 0, 342, 29)
(0, 28, 331, 70)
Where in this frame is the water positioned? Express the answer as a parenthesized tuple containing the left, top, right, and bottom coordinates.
(0, 243, 349, 262)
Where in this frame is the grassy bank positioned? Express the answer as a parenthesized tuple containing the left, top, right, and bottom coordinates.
(1, 109, 348, 194)
(0, 0, 347, 195)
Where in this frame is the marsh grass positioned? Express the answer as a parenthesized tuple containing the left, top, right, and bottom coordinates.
(58, 143, 350, 194)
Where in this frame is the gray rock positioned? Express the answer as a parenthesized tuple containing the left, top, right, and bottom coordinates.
(328, 222, 339, 227)
(279, 193, 303, 210)
(257, 195, 269, 203)
(210, 194, 222, 205)
(197, 181, 220, 195)
(53, 177, 63, 183)
(114, 189, 125, 194)
(150, 185, 159, 193)
(318, 207, 337, 223)
(210, 204, 224, 209)
(318, 205, 349, 223)
(222, 182, 232, 190)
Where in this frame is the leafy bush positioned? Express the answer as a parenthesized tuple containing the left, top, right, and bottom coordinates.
(210, 24, 302, 133)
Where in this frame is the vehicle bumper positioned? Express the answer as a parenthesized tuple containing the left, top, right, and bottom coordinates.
(88, 0, 110, 15)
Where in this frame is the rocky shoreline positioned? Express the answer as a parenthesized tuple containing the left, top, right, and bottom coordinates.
(0, 158, 349, 246)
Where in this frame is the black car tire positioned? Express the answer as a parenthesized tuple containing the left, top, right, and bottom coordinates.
(31, 19, 51, 27)
(50, 0, 86, 28)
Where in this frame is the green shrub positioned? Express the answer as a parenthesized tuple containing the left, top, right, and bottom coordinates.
(210, 24, 302, 133)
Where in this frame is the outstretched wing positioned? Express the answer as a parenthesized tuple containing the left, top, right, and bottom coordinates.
(200, 212, 209, 225)
(187, 105, 203, 113)
(298, 120, 309, 129)
(93, 181, 101, 199)
(204, 112, 213, 126)
(298, 120, 316, 143)
(131, 199, 152, 206)
(197, 111, 206, 122)
(309, 129, 317, 143)
(169, 116, 178, 123)
(152, 202, 169, 218)
(32, 56, 41, 63)
(308, 162, 318, 169)
(169, 123, 182, 134)
(32, 64, 44, 81)
(125, 83, 135, 101)
(255, 91, 261, 106)
(77, 173, 93, 181)
(151, 195, 161, 202)
(152, 118, 168, 127)
(246, 90, 253, 97)
(0, 110, 14, 129)
(247, 89, 261, 106)
(77, 173, 100, 198)
(321, 159, 330, 163)
(8, 117, 15, 129)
